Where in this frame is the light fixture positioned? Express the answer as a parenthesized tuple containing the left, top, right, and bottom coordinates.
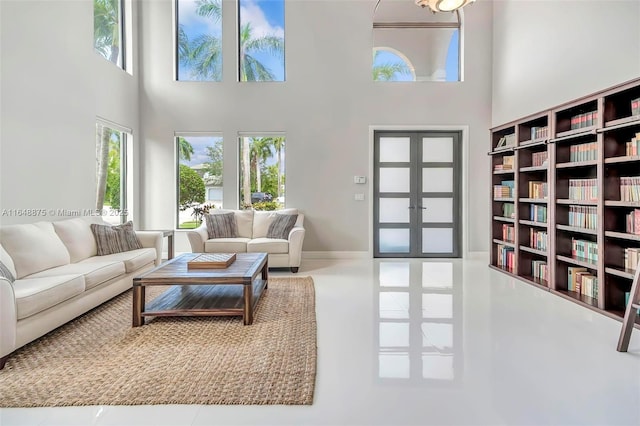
(415, 0, 475, 13)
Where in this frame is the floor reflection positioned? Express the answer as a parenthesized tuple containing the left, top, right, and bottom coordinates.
(375, 260, 463, 384)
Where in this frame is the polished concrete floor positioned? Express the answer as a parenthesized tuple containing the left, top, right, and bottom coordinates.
(1, 256, 639, 426)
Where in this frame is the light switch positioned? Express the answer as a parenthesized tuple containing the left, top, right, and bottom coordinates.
(354, 176, 367, 184)
(354, 193, 365, 201)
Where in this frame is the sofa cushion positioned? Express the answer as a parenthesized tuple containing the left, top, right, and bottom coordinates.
(209, 209, 253, 238)
(0, 244, 17, 278)
(53, 217, 103, 262)
(205, 212, 238, 239)
(205, 238, 250, 253)
(247, 238, 289, 254)
(0, 261, 15, 283)
(0, 222, 71, 279)
(13, 275, 85, 320)
(91, 221, 143, 256)
(79, 248, 156, 273)
(27, 260, 126, 290)
(253, 209, 298, 238)
(267, 214, 298, 239)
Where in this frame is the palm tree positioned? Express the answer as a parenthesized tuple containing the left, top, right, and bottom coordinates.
(239, 22, 284, 82)
(372, 51, 411, 81)
(250, 138, 273, 193)
(264, 137, 285, 198)
(93, 0, 121, 65)
(95, 124, 113, 210)
(177, 137, 194, 162)
(242, 138, 251, 207)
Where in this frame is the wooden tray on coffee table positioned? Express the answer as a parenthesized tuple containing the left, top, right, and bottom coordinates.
(187, 253, 236, 269)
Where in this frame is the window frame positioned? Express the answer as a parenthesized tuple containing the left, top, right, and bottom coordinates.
(94, 0, 127, 71)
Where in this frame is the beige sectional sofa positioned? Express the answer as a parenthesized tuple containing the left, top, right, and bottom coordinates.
(0, 217, 163, 369)
(187, 208, 305, 273)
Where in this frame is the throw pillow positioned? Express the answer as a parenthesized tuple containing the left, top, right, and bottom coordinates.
(205, 212, 238, 239)
(0, 261, 15, 283)
(266, 214, 298, 239)
(90, 221, 143, 256)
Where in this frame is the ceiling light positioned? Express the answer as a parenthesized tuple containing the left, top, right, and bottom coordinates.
(415, 0, 475, 13)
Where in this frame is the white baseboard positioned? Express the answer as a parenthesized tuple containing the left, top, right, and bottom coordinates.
(302, 251, 370, 259)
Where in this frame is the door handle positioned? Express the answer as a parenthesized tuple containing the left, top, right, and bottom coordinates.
(408, 206, 416, 209)
(418, 206, 427, 210)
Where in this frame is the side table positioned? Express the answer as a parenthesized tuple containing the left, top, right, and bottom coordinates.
(145, 229, 174, 260)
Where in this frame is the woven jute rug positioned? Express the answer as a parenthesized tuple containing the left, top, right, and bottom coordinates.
(0, 276, 316, 407)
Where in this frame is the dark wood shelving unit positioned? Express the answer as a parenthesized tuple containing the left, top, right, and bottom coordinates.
(490, 77, 640, 329)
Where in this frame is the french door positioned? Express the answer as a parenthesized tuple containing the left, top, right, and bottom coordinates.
(374, 131, 461, 258)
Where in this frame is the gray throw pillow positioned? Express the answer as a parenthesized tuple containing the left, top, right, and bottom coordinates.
(267, 214, 298, 239)
(90, 221, 143, 255)
(205, 213, 238, 239)
(0, 261, 15, 283)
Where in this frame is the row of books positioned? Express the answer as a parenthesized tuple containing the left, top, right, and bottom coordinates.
(528, 181, 548, 199)
(568, 205, 597, 230)
(530, 205, 547, 223)
(530, 126, 549, 141)
(532, 151, 548, 167)
(494, 155, 515, 171)
(532, 260, 548, 282)
(530, 229, 548, 251)
(497, 244, 515, 272)
(571, 238, 598, 263)
(570, 111, 598, 130)
(625, 209, 640, 235)
(632, 98, 640, 116)
(503, 203, 515, 218)
(568, 267, 598, 299)
(625, 132, 640, 156)
(569, 142, 598, 162)
(494, 180, 515, 198)
(502, 224, 515, 243)
(624, 248, 640, 271)
(620, 176, 640, 202)
(568, 178, 598, 201)
(496, 133, 516, 149)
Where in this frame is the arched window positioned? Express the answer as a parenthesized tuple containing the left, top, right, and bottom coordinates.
(372, 0, 461, 82)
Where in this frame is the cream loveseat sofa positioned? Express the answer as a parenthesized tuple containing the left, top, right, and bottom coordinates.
(0, 217, 163, 369)
(187, 209, 305, 273)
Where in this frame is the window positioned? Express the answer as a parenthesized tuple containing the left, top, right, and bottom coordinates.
(94, 0, 126, 69)
(372, 1, 461, 82)
(176, 134, 224, 229)
(238, 0, 285, 82)
(95, 122, 131, 224)
(238, 135, 285, 209)
(176, 0, 223, 81)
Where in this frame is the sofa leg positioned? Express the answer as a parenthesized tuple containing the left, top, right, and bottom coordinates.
(290, 267, 299, 273)
(0, 355, 8, 370)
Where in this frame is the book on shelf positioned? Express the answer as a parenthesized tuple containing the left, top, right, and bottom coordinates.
(568, 205, 597, 229)
(528, 181, 548, 199)
(530, 126, 549, 140)
(503, 203, 515, 218)
(624, 248, 640, 271)
(625, 209, 640, 234)
(624, 291, 640, 314)
(502, 224, 515, 243)
(532, 260, 548, 282)
(620, 176, 640, 202)
(568, 178, 598, 201)
(571, 238, 598, 262)
(530, 229, 548, 251)
(570, 111, 597, 130)
(625, 133, 640, 156)
(530, 205, 547, 223)
(496, 244, 515, 272)
(494, 155, 515, 171)
(496, 133, 516, 149)
(569, 142, 598, 162)
(567, 266, 598, 298)
(532, 151, 548, 167)
(494, 180, 515, 198)
(632, 98, 640, 116)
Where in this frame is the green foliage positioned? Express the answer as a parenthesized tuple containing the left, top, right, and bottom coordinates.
(191, 203, 215, 223)
(372, 51, 411, 81)
(178, 137, 194, 161)
(205, 141, 223, 180)
(179, 164, 205, 209)
(94, 0, 121, 63)
(252, 201, 279, 211)
(104, 137, 121, 209)
(260, 165, 279, 197)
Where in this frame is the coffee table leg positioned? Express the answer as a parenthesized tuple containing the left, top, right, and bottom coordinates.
(133, 285, 145, 327)
(243, 283, 253, 325)
(262, 259, 268, 289)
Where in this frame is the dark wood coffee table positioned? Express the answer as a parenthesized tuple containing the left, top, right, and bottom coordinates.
(132, 252, 268, 326)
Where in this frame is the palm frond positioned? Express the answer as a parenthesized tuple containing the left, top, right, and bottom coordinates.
(195, 0, 222, 22)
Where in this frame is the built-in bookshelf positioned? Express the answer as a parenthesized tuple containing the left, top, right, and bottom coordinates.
(489, 77, 640, 328)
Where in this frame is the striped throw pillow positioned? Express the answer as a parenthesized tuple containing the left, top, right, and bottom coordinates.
(90, 221, 143, 255)
(0, 261, 15, 283)
(205, 213, 238, 239)
(266, 214, 298, 239)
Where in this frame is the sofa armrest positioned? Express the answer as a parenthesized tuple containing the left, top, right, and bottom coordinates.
(0, 278, 17, 358)
(187, 224, 209, 253)
(135, 231, 163, 266)
(287, 226, 306, 267)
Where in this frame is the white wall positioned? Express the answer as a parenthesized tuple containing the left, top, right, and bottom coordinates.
(139, 0, 494, 254)
(492, 0, 640, 126)
(0, 0, 140, 226)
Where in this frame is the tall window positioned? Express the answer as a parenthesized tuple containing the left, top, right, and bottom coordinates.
(238, 0, 285, 82)
(95, 122, 130, 224)
(94, 0, 125, 69)
(176, 135, 224, 229)
(238, 135, 286, 209)
(176, 0, 223, 81)
(372, 1, 461, 82)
